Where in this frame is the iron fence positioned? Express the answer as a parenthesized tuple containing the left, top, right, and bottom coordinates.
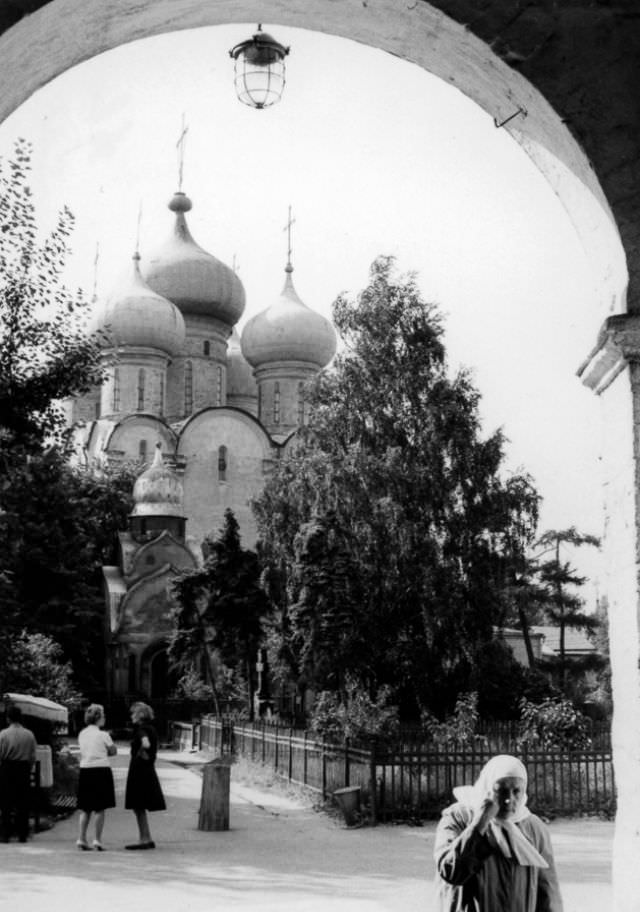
(181, 716, 615, 822)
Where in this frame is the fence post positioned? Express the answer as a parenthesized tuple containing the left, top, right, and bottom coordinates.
(322, 739, 327, 801)
(369, 737, 378, 825)
(344, 737, 350, 787)
(288, 727, 293, 781)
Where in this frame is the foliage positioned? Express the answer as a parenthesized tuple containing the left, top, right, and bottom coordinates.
(517, 696, 591, 750)
(170, 509, 272, 718)
(308, 677, 399, 743)
(171, 668, 216, 703)
(533, 527, 601, 693)
(0, 630, 82, 707)
(0, 451, 136, 691)
(253, 256, 540, 717)
(421, 692, 485, 747)
(0, 138, 103, 455)
(469, 640, 556, 719)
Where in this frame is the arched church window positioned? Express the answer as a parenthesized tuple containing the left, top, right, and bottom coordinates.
(258, 384, 262, 419)
(184, 361, 193, 414)
(112, 368, 120, 412)
(139, 439, 147, 464)
(216, 366, 223, 406)
(218, 445, 227, 482)
(159, 372, 164, 415)
(204, 340, 210, 356)
(297, 381, 305, 425)
(274, 382, 281, 424)
(137, 368, 145, 411)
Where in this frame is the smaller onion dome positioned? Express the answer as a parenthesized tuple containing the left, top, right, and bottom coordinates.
(227, 328, 258, 400)
(92, 253, 185, 356)
(241, 264, 337, 369)
(131, 444, 184, 518)
(143, 191, 246, 326)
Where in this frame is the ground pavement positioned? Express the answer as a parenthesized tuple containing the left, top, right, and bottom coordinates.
(0, 747, 613, 912)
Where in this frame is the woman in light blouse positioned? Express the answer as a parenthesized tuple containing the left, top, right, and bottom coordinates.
(76, 704, 117, 851)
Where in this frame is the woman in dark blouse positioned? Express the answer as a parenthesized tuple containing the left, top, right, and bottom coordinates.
(124, 701, 166, 850)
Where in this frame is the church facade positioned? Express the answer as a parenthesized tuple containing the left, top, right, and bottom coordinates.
(66, 190, 336, 702)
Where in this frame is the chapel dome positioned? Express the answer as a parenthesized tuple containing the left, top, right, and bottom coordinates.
(240, 265, 337, 369)
(131, 444, 184, 518)
(227, 328, 258, 399)
(142, 191, 246, 326)
(92, 254, 185, 356)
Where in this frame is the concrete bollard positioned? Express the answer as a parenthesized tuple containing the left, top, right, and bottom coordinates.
(198, 759, 230, 831)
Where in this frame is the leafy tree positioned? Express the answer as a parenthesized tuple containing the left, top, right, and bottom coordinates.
(0, 630, 82, 708)
(534, 527, 601, 692)
(0, 451, 136, 692)
(0, 138, 103, 456)
(170, 509, 271, 718)
(253, 256, 539, 718)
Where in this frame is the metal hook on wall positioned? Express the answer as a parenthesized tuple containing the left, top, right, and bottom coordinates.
(494, 106, 528, 129)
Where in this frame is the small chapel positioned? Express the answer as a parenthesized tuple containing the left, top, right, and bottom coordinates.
(65, 189, 337, 702)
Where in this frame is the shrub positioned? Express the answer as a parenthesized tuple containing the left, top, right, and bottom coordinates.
(517, 696, 591, 750)
(309, 678, 399, 743)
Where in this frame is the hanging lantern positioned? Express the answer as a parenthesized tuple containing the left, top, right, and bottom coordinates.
(229, 25, 290, 110)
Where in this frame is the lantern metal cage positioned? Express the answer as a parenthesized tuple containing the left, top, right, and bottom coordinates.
(229, 25, 290, 110)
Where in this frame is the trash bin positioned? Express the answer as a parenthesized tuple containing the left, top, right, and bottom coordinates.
(198, 758, 231, 831)
(333, 785, 361, 826)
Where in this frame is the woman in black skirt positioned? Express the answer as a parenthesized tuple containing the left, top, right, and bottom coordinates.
(124, 701, 166, 850)
(76, 704, 117, 850)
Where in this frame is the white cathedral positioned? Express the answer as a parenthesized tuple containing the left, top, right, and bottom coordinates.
(65, 189, 336, 702)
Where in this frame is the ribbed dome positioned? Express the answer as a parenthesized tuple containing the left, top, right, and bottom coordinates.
(227, 328, 258, 399)
(131, 445, 184, 518)
(241, 266, 337, 369)
(92, 254, 185, 356)
(143, 191, 246, 326)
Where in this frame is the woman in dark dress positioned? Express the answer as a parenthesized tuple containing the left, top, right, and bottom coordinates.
(124, 701, 166, 850)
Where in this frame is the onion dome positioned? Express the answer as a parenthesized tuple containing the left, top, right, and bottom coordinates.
(241, 264, 337, 369)
(131, 444, 184, 518)
(227, 328, 258, 399)
(143, 191, 245, 326)
(92, 253, 185, 356)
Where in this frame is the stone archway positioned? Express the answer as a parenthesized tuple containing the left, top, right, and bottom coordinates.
(1, 3, 638, 909)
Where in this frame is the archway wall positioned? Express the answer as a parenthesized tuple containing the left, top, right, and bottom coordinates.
(0, 0, 627, 323)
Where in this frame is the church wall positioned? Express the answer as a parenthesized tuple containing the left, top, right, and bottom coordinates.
(100, 355, 168, 419)
(255, 362, 317, 437)
(106, 415, 176, 466)
(178, 409, 273, 547)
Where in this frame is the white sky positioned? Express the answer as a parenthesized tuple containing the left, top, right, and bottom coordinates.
(0, 24, 605, 602)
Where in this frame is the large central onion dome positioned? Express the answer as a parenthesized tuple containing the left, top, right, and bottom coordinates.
(241, 264, 336, 369)
(131, 444, 184, 518)
(143, 191, 245, 326)
(92, 253, 185, 356)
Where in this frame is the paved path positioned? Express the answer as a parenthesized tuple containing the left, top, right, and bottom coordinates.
(0, 748, 613, 912)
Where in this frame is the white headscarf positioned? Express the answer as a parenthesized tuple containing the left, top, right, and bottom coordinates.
(453, 754, 548, 868)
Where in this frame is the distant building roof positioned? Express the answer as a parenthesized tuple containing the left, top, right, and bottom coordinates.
(531, 625, 598, 657)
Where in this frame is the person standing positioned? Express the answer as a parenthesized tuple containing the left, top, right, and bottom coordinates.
(76, 703, 117, 850)
(0, 704, 37, 843)
(434, 754, 563, 912)
(124, 701, 165, 850)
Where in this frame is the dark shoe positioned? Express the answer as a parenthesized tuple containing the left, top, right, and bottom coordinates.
(125, 841, 155, 850)
(92, 840, 105, 851)
(76, 840, 92, 851)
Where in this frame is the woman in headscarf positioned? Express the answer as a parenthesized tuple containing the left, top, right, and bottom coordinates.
(434, 754, 563, 912)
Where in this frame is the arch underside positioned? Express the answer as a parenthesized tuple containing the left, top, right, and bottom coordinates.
(0, 0, 626, 327)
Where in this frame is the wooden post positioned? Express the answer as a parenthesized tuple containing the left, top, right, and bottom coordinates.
(198, 760, 230, 831)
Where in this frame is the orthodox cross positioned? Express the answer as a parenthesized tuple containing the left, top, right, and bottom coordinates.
(135, 201, 143, 257)
(283, 205, 295, 268)
(176, 114, 189, 191)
